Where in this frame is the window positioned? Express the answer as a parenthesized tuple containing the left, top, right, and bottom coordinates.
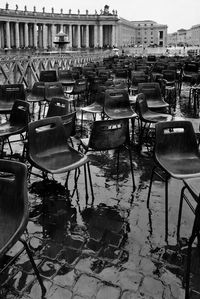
(159, 31, 163, 39)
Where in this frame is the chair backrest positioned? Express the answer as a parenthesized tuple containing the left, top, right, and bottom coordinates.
(28, 116, 69, 159)
(87, 118, 129, 151)
(9, 100, 30, 126)
(138, 82, 162, 100)
(162, 70, 177, 81)
(155, 121, 199, 158)
(0, 159, 28, 256)
(60, 111, 76, 138)
(184, 62, 199, 73)
(46, 97, 69, 118)
(29, 82, 45, 98)
(45, 82, 65, 100)
(131, 71, 149, 85)
(1, 84, 26, 102)
(58, 69, 73, 81)
(39, 70, 58, 82)
(135, 93, 149, 118)
(104, 88, 131, 111)
(72, 79, 87, 94)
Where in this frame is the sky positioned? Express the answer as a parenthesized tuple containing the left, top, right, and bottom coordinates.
(1, 0, 200, 33)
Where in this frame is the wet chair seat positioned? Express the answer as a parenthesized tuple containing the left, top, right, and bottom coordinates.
(147, 121, 200, 242)
(0, 159, 46, 295)
(0, 84, 26, 115)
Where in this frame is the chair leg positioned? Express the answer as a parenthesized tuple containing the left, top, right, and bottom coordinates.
(87, 162, 95, 205)
(19, 238, 46, 296)
(177, 186, 186, 243)
(165, 176, 169, 242)
(83, 164, 89, 205)
(147, 166, 156, 208)
(128, 144, 136, 192)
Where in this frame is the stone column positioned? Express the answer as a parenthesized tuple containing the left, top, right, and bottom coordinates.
(51, 24, 56, 48)
(94, 25, 98, 47)
(115, 25, 118, 47)
(99, 25, 103, 48)
(24, 23, 29, 47)
(43, 24, 47, 49)
(15, 22, 20, 48)
(86, 25, 89, 48)
(68, 24, 72, 48)
(6, 21, 11, 48)
(112, 25, 116, 47)
(33, 23, 37, 48)
(77, 25, 81, 48)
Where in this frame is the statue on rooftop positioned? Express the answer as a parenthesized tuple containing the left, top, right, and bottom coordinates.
(16, 4, 18, 11)
(33, 6, 36, 12)
(86, 9, 88, 15)
(78, 9, 80, 15)
(5, 3, 9, 10)
(51, 7, 54, 14)
(42, 7, 45, 13)
(69, 9, 71, 14)
(24, 5, 27, 12)
(60, 8, 63, 14)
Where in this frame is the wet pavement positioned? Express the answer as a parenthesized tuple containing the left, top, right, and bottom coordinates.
(0, 83, 200, 299)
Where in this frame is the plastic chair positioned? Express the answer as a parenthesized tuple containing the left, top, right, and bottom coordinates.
(79, 118, 136, 192)
(130, 71, 149, 95)
(135, 93, 172, 151)
(65, 78, 88, 109)
(0, 159, 46, 295)
(0, 100, 30, 158)
(39, 70, 58, 82)
(138, 82, 169, 111)
(58, 69, 76, 93)
(26, 82, 46, 120)
(27, 116, 94, 204)
(147, 120, 200, 242)
(177, 178, 200, 298)
(44, 82, 70, 115)
(0, 84, 26, 115)
(104, 88, 137, 140)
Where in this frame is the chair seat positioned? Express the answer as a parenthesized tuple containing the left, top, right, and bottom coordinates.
(0, 123, 26, 137)
(106, 109, 137, 119)
(147, 99, 169, 109)
(27, 95, 45, 103)
(60, 80, 76, 86)
(30, 147, 89, 174)
(157, 153, 200, 179)
(81, 102, 103, 114)
(142, 111, 172, 123)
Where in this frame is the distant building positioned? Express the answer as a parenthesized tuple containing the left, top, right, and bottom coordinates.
(0, 4, 168, 50)
(167, 24, 200, 47)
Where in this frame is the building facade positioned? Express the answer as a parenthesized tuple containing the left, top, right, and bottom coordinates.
(168, 25, 200, 47)
(0, 4, 168, 51)
(131, 20, 167, 47)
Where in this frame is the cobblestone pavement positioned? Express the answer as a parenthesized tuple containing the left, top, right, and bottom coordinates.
(0, 84, 200, 299)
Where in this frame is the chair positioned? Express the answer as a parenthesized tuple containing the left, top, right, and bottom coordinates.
(130, 71, 149, 95)
(0, 159, 46, 295)
(135, 93, 172, 151)
(138, 82, 169, 111)
(0, 100, 30, 158)
(39, 70, 58, 82)
(177, 178, 200, 298)
(26, 82, 46, 120)
(58, 69, 76, 93)
(80, 88, 105, 135)
(44, 82, 69, 115)
(79, 118, 136, 192)
(27, 116, 94, 204)
(0, 84, 26, 116)
(65, 78, 88, 108)
(104, 88, 137, 140)
(147, 120, 200, 242)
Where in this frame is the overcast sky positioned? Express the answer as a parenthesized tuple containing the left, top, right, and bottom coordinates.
(1, 0, 199, 33)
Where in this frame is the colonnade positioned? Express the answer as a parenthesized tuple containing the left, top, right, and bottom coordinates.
(0, 21, 117, 50)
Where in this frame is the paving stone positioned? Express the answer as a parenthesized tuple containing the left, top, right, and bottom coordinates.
(121, 290, 138, 299)
(96, 284, 121, 299)
(64, 235, 85, 250)
(57, 247, 81, 265)
(53, 265, 76, 287)
(45, 284, 72, 299)
(140, 276, 164, 298)
(73, 274, 100, 297)
(139, 257, 156, 275)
